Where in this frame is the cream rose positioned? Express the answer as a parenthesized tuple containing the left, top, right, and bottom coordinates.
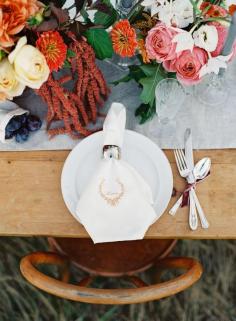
(8, 37, 50, 89)
(0, 58, 25, 99)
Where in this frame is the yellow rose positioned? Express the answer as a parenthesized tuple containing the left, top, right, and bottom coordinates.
(8, 37, 50, 89)
(0, 58, 25, 100)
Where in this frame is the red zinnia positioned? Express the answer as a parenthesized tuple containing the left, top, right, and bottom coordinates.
(229, 4, 236, 16)
(200, 2, 228, 18)
(36, 31, 67, 72)
(110, 20, 137, 58)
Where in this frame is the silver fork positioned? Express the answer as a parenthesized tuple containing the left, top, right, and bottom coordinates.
(174, 149, 198, 230)
(173, 149, 209, 230)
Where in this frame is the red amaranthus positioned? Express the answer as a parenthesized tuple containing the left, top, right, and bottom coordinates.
(36, 33, 109, 139)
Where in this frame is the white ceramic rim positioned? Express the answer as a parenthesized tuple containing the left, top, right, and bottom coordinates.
(61, 130, 173, 223)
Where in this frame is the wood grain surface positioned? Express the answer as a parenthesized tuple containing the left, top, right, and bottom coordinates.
(0, 149, 235, 239)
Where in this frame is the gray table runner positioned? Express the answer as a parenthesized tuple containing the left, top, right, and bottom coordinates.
(0, 59, 235, 151)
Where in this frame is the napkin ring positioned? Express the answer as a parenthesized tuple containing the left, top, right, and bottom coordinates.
(103, 145, 121, 160)
(99, 178, 124, 206)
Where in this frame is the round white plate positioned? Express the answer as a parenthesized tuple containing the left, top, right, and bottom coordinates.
(61, 130, 173, 221)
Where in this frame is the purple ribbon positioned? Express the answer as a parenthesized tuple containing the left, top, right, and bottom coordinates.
(181, 172, 210, 207)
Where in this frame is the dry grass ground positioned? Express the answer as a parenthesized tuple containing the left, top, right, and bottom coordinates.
(0, 238, 235, 321)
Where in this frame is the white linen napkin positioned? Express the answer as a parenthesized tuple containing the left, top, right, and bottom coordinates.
(76, 103, 157, 243)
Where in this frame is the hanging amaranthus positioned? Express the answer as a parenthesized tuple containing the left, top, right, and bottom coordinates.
(36, 33, 110, 139)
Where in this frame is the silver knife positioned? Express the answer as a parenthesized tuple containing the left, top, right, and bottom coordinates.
(184, 128, 198, 230)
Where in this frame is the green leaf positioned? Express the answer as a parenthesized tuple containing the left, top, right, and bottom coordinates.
(27, 16, 43, 26)
(139, 64, 160, 77)
(63, 60, 71, 68)
(111, 65, 145, 86)
(135, 103, 156, 124)
(94, 0, 118, 28)
(84, 28, 113, 60)
(67, 49, 76, 58)
(139, 65, 165, 105)
(111, 74, 133, 86)
(128, 65, 146, 82)
(0, 50, 6, 62)
(94, 9, 118, 28)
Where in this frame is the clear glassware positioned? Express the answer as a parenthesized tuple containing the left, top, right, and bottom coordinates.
(194, 72, 230, 106)
(106, 0, 139, 70)
(155, 78, 186, 124)
(143, 78, 187, 140)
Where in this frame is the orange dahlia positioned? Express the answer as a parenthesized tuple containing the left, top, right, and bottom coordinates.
(111, 20, 137, 58)
(36, 31, 67, 72)
(0, 0, 42, 49)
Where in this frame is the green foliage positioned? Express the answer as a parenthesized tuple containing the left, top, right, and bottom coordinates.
(0, 50, 6, 62)
(94, 0, 118, 28)
(94, 9, 118, 28)
(111, 65, 146, 85)
(139, 64, 166, 106)
(135, 102, 156, 124)
(67, 49, 76, 58)
(63, 49, 76, 68)
(85, 28, 113, 59)
(63, 60, 71, 68)
(27, 17, 40, 26)
(112, 63, 167, 124)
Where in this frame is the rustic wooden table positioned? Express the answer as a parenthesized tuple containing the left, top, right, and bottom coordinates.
(0, 149, 235, 239)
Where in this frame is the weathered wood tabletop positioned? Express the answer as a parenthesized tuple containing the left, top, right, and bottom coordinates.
(0, 149, 235, 239)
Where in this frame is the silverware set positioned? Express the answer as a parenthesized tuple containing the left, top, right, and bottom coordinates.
(169, 129, 211, 231)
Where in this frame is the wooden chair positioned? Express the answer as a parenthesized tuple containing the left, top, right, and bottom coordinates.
(20, 238, 203, 304)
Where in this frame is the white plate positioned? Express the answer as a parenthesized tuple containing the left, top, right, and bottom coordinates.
(61, 130, 173, 222)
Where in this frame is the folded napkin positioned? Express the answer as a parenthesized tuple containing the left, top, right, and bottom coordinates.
(76, 103, 157, 243)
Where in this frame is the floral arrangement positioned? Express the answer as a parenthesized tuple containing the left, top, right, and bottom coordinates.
(110, 0, 236, 122)
(1, 0, 236, 141)
(0, 0, 112, 139)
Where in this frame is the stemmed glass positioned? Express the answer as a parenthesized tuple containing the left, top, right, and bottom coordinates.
(145, 78, 187, 139)
(194, 72, 229, 106)
(107, 0, 139, 70)
(155, 78, 186, 124)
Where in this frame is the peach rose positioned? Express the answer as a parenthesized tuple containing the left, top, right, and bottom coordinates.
(0, 0, 42, 48)
(145, 23, 178, 62)
(173, 47, 208, 85)
(163, 59, 177, 73)
(210, 22, 229, 57)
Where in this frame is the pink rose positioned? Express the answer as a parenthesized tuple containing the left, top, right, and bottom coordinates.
(210, 22, 228, 57)
(174, 47, 208, 85)
(163, 60, 177, 72)
(145, 23, 178, 62)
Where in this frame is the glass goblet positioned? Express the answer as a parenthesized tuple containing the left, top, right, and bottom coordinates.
(155, 78, 186, 124)
(143, 78, 187, 140)
(194, 72, 230, 106)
